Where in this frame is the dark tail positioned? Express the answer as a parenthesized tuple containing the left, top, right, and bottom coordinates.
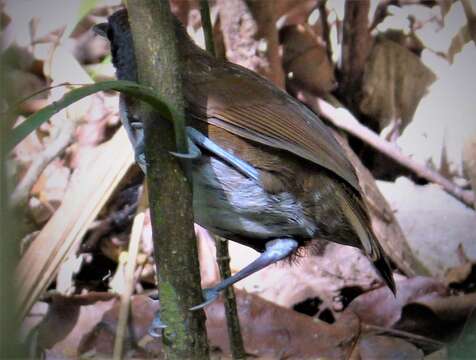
(335, 186, 396, 295)
(371, 241, 396, 295)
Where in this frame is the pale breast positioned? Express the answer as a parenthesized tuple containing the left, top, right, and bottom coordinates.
(192, 155, 317, 244)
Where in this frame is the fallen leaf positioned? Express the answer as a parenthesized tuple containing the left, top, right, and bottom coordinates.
(346, 276, 447, 328)
(38, 291, 361, 359)
(280, 24, 336, 95)
(395, 293, 476, 342)
(36, 292, 117, 357)
(359, 36, 436, 135)
(357, 334, 424, 360)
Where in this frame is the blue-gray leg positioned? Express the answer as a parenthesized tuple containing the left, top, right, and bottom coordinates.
(190, 238, 298, 311)
(121, 120, 259, 184)
(119, 98, 148, 173)
(131, 123, 147, 173)
(171, 127, 260, 182)
(149, 311, 168, 338)
(185, 127, 260, 182)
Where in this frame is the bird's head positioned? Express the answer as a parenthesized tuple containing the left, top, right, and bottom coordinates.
(93, 9, 137, 82)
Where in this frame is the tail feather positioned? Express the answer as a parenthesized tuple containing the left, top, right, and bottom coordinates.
(335, 186, 396, 295)
(371, 241, 396, 295)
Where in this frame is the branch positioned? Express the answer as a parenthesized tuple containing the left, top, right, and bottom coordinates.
(340, 0, 372, 102)
(215, 236, 246, 359)
(318, 0, 332, 63)
(296, 90, 475, 208)
(127, 1, 209, 358)
(199, 0, 216, 57)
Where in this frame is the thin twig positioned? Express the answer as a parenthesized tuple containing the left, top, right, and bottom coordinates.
(215, 236, 247, 359)
(199, 0, 216, 57)
(369, 0, 392, 31)
(297, 91, 475, 208)
(317, 0, 332, 63)
(113, 185, 146, 360)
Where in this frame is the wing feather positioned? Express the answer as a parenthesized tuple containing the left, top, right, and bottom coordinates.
(183, 60, 360, 191)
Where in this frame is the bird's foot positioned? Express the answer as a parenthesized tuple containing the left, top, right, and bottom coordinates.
(149, 311, 168, 338)
(135, 149, 148, 174)
(127, 121, 148, 173)
(189, 288, 220, 311)
(169, 136, 202, 160)
(190, 238, 298, 311)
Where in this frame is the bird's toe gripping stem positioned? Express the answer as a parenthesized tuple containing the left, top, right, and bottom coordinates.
(190, 238, 298, 310)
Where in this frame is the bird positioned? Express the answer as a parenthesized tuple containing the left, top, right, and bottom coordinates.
(94, 9, 396, 310)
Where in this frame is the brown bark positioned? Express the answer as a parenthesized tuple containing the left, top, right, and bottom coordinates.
(217, 0, 285, 88)
(127, 1, 209, 359)
(318, 0, 333, 63)
(340, 0, 373, 105)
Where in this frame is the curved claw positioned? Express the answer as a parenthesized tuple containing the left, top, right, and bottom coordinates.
(169, 148, 201, 160)
(148, 312, 168, 338)
(170, 137, 202, 160)
(136, 152, 148, 174)
(189, 288, 220, 311)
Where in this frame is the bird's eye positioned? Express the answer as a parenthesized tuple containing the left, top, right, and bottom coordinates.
(92, 23, 109, 38)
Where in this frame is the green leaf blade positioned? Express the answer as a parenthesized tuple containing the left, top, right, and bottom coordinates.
(7, 80, 179, 151)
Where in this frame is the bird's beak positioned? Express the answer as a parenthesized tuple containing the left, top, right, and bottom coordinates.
(92, 23, 108, 38)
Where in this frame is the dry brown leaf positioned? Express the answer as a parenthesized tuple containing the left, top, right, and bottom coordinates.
(38, 292, 361, 359)
(448, 24, 471, 63)
(280, 24, 336, 95)
(346, 277, 447, 328)
(357, 334, 424, 360)
(444, 244, 475, 288)
(275, 0, 316, 28)
(359, 36, 436, 134)
(37, 292, 117, 357)
(395, 293, 476, 342)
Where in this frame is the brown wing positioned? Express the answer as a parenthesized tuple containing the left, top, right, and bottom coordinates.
(184, 59, 360, 191)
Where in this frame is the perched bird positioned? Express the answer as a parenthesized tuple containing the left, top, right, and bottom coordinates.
(95, 9, 396, 309)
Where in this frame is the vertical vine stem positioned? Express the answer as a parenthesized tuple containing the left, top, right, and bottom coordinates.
(127, 1, 209, 358)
